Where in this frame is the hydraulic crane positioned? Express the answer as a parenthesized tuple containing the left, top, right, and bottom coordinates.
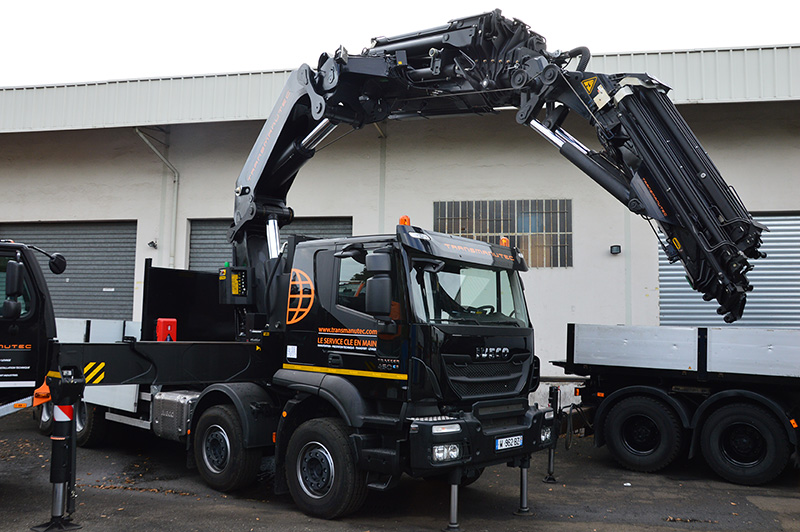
(229, 9, 763, 326)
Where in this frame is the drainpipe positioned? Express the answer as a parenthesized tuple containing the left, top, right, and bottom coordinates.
(135, 128, 180, 268)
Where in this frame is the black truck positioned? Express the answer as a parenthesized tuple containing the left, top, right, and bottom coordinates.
(2, 9, 765, 528)
(1, 243, 64, 419)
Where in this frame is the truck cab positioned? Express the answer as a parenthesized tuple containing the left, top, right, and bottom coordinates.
(0, 241, 60, 416)
(270, 224, 550, 483)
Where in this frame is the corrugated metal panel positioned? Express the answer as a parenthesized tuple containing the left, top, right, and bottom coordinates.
(0, 70, 292, 133)
(659, 215, 800, 327)
(188, 217, 353, 272)
(1, 45, 798, 133)
(0, 222, 137, 320)
(589, 45, 800, 104)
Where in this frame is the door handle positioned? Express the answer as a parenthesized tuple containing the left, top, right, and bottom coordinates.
(328, 353, 343, 367)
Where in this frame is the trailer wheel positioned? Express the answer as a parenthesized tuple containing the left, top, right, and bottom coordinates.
(700, 403, 790, 485)
(194, 404, 260, 492)
(604, 396, 683, 472)
(286, 417, 367, 519)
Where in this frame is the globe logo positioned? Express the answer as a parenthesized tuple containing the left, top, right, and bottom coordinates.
(286, 268, 314, 324)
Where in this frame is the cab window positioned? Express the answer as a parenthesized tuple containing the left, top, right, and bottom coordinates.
(337, 255, 371, 314)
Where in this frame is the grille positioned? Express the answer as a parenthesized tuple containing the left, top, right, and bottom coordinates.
(444, 362, 525, 399)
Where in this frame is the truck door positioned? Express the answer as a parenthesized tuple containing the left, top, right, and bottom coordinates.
(326, 244, 407, 395)
(282, 242, 407, 396)
(0, 251, 43, 406)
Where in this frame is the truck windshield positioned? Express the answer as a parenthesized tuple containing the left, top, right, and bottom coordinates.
(409, 258, 529, 326)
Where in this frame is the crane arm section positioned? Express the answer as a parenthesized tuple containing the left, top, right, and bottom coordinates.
(229, 9, 764, 323)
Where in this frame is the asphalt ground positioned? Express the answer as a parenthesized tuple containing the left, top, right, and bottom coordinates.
(1, 409, 799, 532)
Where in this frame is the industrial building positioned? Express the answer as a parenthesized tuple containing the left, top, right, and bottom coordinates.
(1, 45, 798, 372)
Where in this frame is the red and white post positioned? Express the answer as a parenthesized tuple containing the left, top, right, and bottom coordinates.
(32, 366, 84, 532)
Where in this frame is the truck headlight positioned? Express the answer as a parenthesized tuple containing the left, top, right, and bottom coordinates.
(432, 443, 462, 462)
(540, 426, 552, 442)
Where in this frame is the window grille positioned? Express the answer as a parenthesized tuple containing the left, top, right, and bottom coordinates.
(433, 199, 573, 267)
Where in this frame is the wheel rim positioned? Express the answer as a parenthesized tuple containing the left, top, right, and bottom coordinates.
(203, 424, 231, 474)
(720, 422, 766, 467)
(621, 414, 660, 456)
(296, 441, 335, 499)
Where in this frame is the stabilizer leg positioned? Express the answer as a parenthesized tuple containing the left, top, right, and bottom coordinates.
(443, 468, 462, 532)
(543, 385, 560, 483)
(32, 367, 84, 532)
(514, 456, 533, 516)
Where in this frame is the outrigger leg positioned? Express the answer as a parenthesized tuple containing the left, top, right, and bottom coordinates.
(32, 366, 84, 532)
(514, 456, 532, 516)
(444, 467, 462, 532)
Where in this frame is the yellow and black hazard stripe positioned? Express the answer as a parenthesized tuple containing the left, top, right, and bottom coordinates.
(83, 362, 106, 384)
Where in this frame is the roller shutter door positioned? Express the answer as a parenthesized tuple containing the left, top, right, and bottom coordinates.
(189, 217, 353, 272)
(0, 221, 136, 320)
(659, 214, 800, 327)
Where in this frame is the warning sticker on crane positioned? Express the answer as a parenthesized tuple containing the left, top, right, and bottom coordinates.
(83, 362, 106, 384)
(582, 77, 598, 95)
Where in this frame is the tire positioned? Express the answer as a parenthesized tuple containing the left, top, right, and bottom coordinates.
(194, 404, 260, 492)
(36, 403, 54, 436)
(604, 396, 683, 472)
(39, 401, 107, 447)
(700, 403, 790, 485)
(286, 417, 368, 519)
(75, 402, 107, 447)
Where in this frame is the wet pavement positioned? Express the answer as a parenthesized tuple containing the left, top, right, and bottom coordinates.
(2, 409, 799, 531)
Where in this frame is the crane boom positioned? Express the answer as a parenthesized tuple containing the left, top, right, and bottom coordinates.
(228, 9, 764, 323)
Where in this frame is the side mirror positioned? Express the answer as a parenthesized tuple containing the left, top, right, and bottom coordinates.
(3, 260, 23, 320)
(5, 259, 24, 298)
(365, 252, 391, 273)
(2, 300, 21, 320)
(365, 276, 392, 320)
(49, 253, 67, 275)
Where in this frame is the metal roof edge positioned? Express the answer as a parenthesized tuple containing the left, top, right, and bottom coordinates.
(1, 45, 798, 133)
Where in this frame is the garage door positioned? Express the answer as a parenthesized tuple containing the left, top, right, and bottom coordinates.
(0, 222, 136, 320)
(659, 214, 800, 327)
(189, 217, 353, 272)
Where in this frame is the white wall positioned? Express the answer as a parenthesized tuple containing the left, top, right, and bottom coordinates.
(1, 101, 796, 374)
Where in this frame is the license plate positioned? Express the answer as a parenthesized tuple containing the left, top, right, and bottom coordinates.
(495, 434, 523, 451)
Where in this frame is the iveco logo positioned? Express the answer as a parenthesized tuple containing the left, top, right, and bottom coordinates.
(475, 346, 510, 360)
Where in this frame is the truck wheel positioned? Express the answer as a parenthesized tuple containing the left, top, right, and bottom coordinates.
(604, 396, 683, 472)
(37, 403, 54, 435)
(700, 403, 790, 485)
(75, 402, 107, 447)
(286, 417, 367, 519)
(194, 404, 260, 492)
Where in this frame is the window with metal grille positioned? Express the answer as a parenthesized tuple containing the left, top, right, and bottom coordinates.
(433, 200, 573, 267)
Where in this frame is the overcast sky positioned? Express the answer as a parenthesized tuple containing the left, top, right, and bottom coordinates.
(3, 0, 798, 87)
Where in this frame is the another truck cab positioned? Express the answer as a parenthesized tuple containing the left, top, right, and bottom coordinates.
(0, 241, 61, 415)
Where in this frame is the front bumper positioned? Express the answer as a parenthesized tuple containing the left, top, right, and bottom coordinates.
(407, 397, 556, 474)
